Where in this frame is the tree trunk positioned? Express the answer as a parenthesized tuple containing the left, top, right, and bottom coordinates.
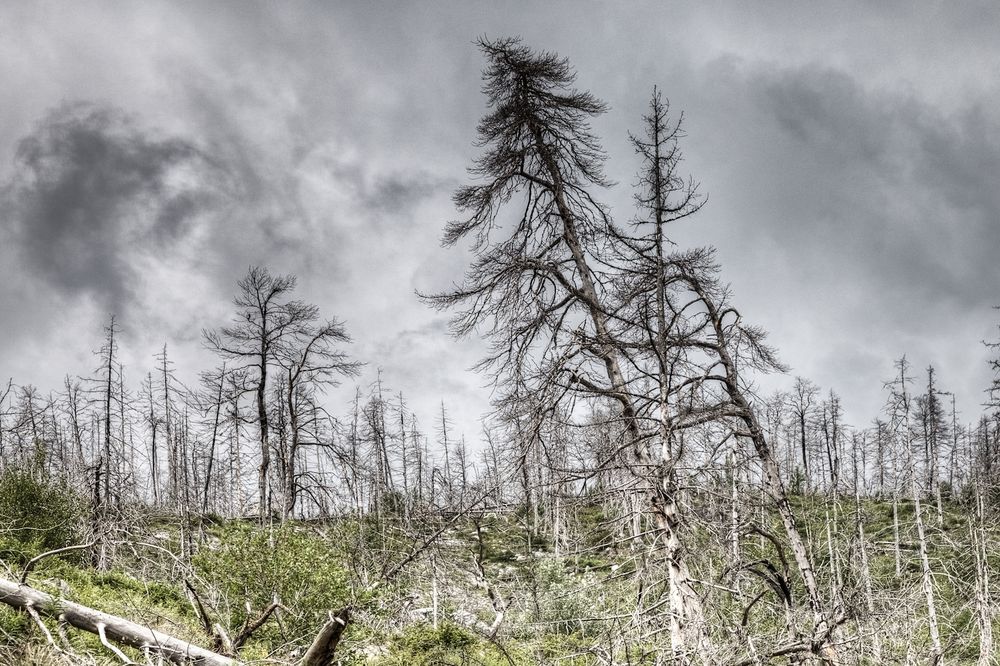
(204, 365, 225, 515)
(972, 518, 993, 666)
(914, 487, 943, 664)
(0, 578, 233, 665)
(300, 608, 350, 666)
(284, 379, 299, 519)
(257, 355, 270, 516)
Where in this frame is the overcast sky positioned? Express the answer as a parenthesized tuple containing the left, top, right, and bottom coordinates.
(1, 1, 998, 442)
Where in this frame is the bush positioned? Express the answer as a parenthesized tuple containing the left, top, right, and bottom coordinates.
(193, 522, 351, 644)
(381, 622, 481, 665)
(0, 469, 85, 564)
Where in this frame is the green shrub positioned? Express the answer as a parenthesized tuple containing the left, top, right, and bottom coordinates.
(575, 504, 615, 552)
(0, 605, 30, 638)
(381, 621, 480, 665)
(193, 522, 350, 643)
(398, 621, 475, 652)
(0, 469, 85, 564)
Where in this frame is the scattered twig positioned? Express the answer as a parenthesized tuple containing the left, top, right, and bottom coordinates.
(97, 622, 135, 664)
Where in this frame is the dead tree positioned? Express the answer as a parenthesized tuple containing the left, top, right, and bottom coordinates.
(611, 88, 711, 657)
(971, 515, 993, 665)
(917, 365, 947, 522)
(98, 318, 120, 511)
(790, 377, 818, 494)
(887, 356, 943, 662)
(427, 38, 838, 662)
(205, 266, 323, 516)
(672, 254, 837, 659)
(301, 608, 351, 666)
(395, 392, 411, 522)
(437, 401, 454, 508)
(363, 377, 396, 521)
(198, 364, 228, 514)
(0, 577, 234, 665)
(422, 36, 680, 642)
(142, 372, 162, 506)
(90, 315, 123, 570)
(276, 318, 359, 518)
(819, 390, 842, 497)
(156, 345, 180, 508)
(0, 379, 11, 472)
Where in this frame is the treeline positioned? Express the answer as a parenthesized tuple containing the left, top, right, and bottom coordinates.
(10, 295, 993, 542)
(0, 290, 487, 524)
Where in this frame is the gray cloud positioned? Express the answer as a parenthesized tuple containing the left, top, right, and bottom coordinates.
(670, 58, 1000, 417)
(743, 62, 1000, 316)
(2, 103, 223, 316)
(367, 173, 451, 215)
(0, 0, 998, 437)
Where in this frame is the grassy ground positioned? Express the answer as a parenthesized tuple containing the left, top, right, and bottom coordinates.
(1, 492, 997, 664)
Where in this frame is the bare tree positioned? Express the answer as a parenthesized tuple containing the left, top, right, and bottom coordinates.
(100, 316, 118, 511)
(886, 356, 943, 662)
(423, 42, 713, 655)
(275, 317, 359, 518)
(985, 306, 1000, 410)
(971, 514, 993, 665)
(672, 255, 838, 656)
(818, 390, 842, 497)
(427, 38, 839, 662)
(612, 89, 712, 657)
(142, 372, 162, 505)
(205, 266, 319, 515)
(91, 315, 123, 569)
(790, 377, 818, 493)
(198, 364, 227, 514)
(0, 379, 12, 473)
(436, 401, 454, 508)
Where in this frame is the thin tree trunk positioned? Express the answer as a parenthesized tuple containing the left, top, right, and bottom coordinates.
(204, 365, 225, 514)
(257, 353, 270, 516)
(914, 486, 942, 664)
(972, 518, 993, 666)
(730, 452, 740, 562)
(103, 319, 114, 509)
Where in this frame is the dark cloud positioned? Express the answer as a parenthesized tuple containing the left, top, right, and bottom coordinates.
(367, 173, 451, 214)
(747, 63, 1000, 314)
(680, 59, 1000, 322)
(670, 58, 1000, 418)
(311, 149, 451, 217)
(2, 103, 223, 315)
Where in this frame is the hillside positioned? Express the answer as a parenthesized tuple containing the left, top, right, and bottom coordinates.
(2, 469, 997, 664)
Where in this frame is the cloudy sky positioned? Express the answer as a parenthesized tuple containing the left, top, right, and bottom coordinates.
(1, 1, 998, 440)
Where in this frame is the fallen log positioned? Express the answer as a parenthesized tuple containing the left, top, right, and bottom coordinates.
(0, 577, 235, 665)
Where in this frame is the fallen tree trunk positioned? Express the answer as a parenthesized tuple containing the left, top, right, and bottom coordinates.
(0, 577, 235, 665)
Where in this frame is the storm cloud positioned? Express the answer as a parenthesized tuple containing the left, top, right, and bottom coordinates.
(2, 103, 224, 316)
(706, 60, 1000, 315)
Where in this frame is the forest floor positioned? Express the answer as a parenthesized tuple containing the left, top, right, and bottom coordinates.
(0, 491, 995, 664)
